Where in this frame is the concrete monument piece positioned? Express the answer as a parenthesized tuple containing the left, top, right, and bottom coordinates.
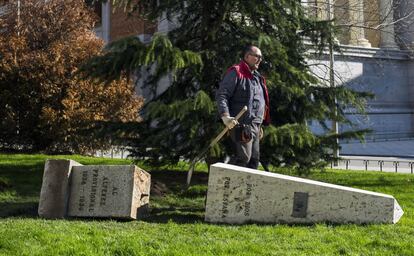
(38, 160, 151, 220)
(67, 165, 150, 219)
(205, 163, 403, 224)
(38, 159, 83, 219)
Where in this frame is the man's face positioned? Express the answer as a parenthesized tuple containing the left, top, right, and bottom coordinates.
(244, 47, 262, 71)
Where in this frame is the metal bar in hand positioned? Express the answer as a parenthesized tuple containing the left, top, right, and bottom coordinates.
(186, 106, 247, 187)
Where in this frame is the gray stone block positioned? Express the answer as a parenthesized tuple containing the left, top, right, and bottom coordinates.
(67, 165, 150, 219)
(38, 159, 83, 219)
(205, 163, 404, 224)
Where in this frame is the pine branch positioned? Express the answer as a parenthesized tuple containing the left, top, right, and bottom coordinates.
(80, 33, 202, 82)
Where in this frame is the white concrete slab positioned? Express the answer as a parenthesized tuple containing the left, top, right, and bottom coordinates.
(205, 163, 403, 224)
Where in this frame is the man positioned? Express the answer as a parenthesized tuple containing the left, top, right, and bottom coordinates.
(216, 45, 270, 169)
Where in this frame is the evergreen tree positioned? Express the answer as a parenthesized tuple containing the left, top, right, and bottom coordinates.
(84, 0, 371, 173)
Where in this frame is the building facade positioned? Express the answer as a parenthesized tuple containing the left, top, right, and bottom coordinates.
(305, 0, 414, 142)
(92, 1, 156, 44)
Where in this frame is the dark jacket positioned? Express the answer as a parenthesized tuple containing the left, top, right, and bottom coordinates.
(216, 61, 271, 125)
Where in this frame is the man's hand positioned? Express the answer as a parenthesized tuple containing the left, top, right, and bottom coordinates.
(221, 115, 238, 129)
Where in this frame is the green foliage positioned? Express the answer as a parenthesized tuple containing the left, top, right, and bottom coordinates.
(83, 0, 371, 172)
(0, 0, 143, 154)
(82, 34, 202, 82)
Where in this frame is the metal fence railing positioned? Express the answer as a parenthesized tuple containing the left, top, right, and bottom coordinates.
(332, 156, 414, 174)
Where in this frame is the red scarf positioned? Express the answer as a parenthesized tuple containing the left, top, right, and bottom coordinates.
(226, 61, 271, 126)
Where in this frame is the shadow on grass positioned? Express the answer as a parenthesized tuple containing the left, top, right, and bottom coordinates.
(0, 201, 206, 224)
(0, 155, 44, 200)
(141, 170, 208, 224)
(142, 212, 204, 224)
(149, 170, 208, 189)
(0, 202, 39, 218)
(0, 158, 42, 218)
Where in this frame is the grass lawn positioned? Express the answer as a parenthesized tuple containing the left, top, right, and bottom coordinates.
(0, 153, 413, 255)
